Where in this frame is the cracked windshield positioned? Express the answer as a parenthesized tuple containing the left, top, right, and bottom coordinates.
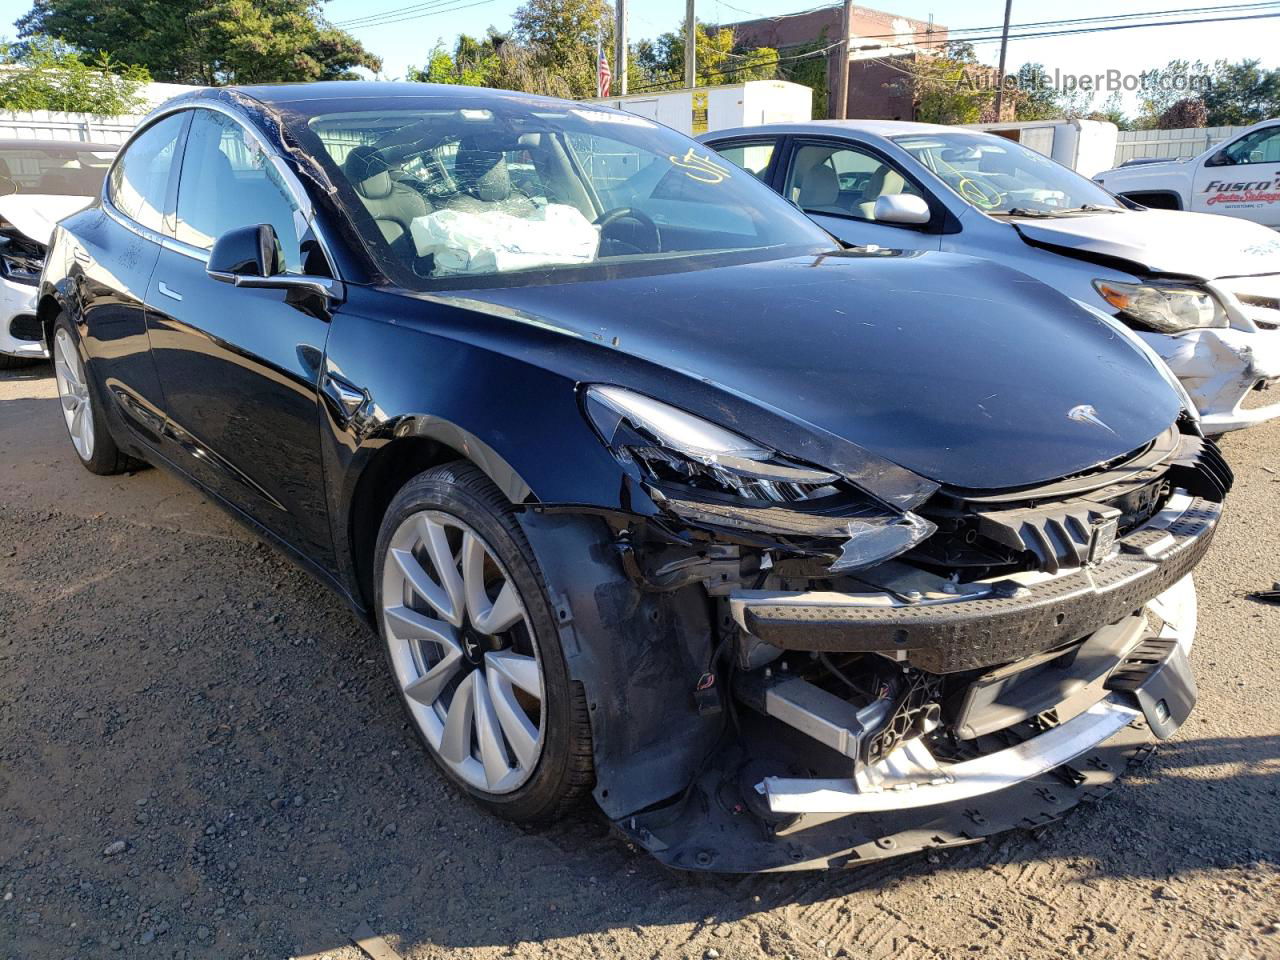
(306, 105, 828, 284)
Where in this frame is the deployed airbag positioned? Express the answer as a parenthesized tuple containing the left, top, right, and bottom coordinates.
(410, 203, 599, 276)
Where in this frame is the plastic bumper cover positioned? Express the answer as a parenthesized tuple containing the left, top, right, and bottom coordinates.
(1145, 326, 1280, 434)
(615, 574, 1199, 872)
(729, 492, 1218, 673)
(0, 275, 44, 360)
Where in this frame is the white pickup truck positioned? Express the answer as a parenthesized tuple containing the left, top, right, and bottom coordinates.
(1094, 118, 1280, 231)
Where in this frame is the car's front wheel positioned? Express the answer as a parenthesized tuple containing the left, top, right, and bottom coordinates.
(51, 313, 131, 475)
(374, 462, 594, 823)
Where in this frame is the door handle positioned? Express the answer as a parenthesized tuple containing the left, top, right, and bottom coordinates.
(157, 281, 183, 302)
(73, 248, 92, 264)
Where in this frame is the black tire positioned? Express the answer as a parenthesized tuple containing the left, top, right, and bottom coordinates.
(51, 312, 132, 476)
(0, 352, 39, 370)
(373, 461, 594, 823)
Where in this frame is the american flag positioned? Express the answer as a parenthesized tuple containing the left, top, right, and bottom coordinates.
(598, 50, 612, 98)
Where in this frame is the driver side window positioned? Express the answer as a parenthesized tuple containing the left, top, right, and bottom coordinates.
(785, 143, 917, 222)
(175, 109, 306, 273)
(1215, 127, 1280, 166)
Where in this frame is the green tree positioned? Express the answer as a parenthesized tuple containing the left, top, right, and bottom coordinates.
(1135, 59, 1208, 127)
(633, 23, 777, 90)
(16, 0, 380, 84)
(1089, 91, 1132, 130)
(509, 0, 609, 99)
(904, 44, 997, 125)
(1201, 59, 1280, 125)
(0, 35, 149, 115)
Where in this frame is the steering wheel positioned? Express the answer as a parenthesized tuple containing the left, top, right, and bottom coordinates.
(594, 206, 662, 255)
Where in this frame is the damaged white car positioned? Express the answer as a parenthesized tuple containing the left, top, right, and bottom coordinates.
(0, 139, 116, 368)
(703, 122, 1280, 434)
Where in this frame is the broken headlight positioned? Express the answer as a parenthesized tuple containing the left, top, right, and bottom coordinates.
(584, 385, 937, 570)
(1094, 279, 1227, 334)
(0, 248, 42, 285)
(584, 384, 842, 503)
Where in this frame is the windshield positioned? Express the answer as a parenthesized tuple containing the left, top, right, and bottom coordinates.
(0, 145, 115, 197)
(892, 132, 1121, 216)
(301, 104, 832, 287)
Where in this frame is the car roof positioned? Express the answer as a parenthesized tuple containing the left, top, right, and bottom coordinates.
(702, 119, 983, 141)
(0, 138, 117, 151)
(225, 80, 583, 115)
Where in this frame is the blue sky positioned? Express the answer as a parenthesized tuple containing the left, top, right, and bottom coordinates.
(1, 0, 1277, 112)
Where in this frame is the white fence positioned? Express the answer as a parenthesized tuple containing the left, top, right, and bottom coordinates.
(1113, 125, 1248, 165)
(0, 110, 142, 145)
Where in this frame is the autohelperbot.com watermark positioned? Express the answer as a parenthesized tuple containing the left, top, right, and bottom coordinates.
(965, 67, 1213, 94)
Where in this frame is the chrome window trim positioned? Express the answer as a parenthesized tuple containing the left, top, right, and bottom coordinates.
(102, 99, 342, 280)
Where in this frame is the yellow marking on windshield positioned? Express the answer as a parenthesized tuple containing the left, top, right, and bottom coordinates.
(669, 148, 732, 184)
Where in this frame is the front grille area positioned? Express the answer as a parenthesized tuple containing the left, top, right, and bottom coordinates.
(739, 496, 1221, 673)
(7, 314, 41, 342)
(910, 432, 1229, 578)
(1220, 275, 1280, 329)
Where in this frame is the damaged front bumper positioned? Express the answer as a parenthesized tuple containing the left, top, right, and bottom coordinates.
(0, 273, 45, 360)
(1143, 322, 1280, 435)
(612, 486, 1212, 872)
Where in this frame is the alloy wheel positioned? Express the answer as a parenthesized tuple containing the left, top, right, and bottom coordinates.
(381, 511, 546, 794)
(52, 327, 94, 461)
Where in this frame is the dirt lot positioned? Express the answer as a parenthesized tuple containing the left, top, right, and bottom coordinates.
(1, 362, 1278, 960)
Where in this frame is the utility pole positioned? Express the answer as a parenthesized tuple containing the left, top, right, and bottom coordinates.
(615, 0, 628, 96)
(684, 0, 697, 88)
(832, 0, 853, 119)
(993, 0, 1013, 119)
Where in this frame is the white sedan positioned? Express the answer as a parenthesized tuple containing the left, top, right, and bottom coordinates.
(701, 121, 1280, 434)
(0, 139, 116, 368)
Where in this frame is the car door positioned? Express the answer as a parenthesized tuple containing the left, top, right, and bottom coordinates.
(1190, 124, 1280, 229)
(144, 106, 337, 565)
(74, 112, 188, 447)
(779, 139, 943, 251)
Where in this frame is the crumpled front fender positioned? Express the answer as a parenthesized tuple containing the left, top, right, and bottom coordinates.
(516, 509, 722, 820)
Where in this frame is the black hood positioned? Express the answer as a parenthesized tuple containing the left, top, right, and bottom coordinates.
(421, 249, 1183, 492)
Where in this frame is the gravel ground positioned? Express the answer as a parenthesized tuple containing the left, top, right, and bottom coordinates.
(1, 364, 1278, 960)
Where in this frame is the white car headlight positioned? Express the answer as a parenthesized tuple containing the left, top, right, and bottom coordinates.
(583, 384, 938, 571)
(1093, 279, 1227, 334)
(584, 384, 842, 502)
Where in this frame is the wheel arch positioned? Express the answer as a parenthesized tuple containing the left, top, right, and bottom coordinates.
(343, 415, 535, 615)
(37, 291, 63, 351)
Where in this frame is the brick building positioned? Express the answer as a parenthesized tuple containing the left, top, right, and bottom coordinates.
(719, 5, 947, 120)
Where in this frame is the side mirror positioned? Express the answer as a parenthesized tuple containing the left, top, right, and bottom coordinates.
(208, 223, 283, 279)
(207, 223, 338, 301)
(1204, 150, 1231, 168)
(873, 193, 931, 225)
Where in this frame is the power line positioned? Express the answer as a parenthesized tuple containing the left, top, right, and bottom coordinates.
(898, 9, 1280, 49)
(793, 0, 1280, 45)
(623, 9, 1280, 93)
(334, 0, 495, 30)
(333, 0, 467, 26)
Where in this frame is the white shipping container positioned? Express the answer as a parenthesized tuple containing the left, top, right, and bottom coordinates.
(588, 80, 813, 137)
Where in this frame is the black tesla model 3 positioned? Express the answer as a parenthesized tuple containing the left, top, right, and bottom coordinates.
(38, 83, 1230, 871)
